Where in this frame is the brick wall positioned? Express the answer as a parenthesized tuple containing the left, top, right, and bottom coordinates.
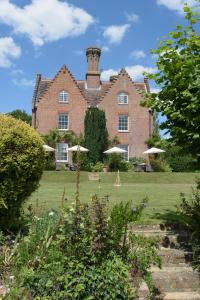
(99, 71, 152, 157)
(35, 67, 87, 135)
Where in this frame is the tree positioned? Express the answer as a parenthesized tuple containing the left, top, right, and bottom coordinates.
(142, 2, 200, 157)
(84, 107, 108, 163)
(0, 115, 45, 230)
(8, 109, 32, 125)
(42, 128, 77, 148)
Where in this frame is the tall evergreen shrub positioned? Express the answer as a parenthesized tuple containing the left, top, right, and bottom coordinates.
(84, 107, 108, 163)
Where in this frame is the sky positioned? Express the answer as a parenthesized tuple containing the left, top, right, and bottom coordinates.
(0, 0, 197, 115)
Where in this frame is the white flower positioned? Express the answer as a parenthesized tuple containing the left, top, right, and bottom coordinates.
(49, 211, 54, 216)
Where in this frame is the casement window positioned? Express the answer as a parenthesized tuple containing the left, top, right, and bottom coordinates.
(56, 143, 68, 162)
(57, 113, 68, 130)
(118, 92, 128, 105)
(118, 144, 129, 161)
(59, 90, 69, 103)
(118, 115, 129, 132)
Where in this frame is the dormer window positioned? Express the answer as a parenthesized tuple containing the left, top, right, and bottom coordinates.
(59, 90, 69, 103)
(118, 92, 128, 105)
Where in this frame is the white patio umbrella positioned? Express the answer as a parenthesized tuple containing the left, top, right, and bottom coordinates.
(43, 144, 55, 152)
(104, 146, 127, 154)
(68, 145, 89, 152)
(68, 145, 89, 203)
(104, 146, 127, 186)
(143, 147, 165, 154)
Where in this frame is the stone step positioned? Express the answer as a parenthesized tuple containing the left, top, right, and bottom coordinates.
(162, 291, 200, 300)
(132, 224, 184, 232)
(151, 266, 200, 292)
(133, 230, 189, 249)
(159, 248, 193, 265)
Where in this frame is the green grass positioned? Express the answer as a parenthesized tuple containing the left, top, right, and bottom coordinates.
(27, 171, 199, 224)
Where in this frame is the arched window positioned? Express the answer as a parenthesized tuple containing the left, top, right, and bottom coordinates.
(118, 92, 128, 105)
(59, 90, 69, 103)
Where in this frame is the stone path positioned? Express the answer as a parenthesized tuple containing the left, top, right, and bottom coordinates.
(133, 224, 200, 300)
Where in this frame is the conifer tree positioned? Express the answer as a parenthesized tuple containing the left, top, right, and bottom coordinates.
(84, 107, 108, 163)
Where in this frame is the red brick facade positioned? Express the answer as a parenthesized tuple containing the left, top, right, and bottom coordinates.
(32, 47, 153, 160)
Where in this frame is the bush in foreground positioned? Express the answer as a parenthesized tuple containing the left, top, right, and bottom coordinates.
(179, 178, 200, 271)
(0, 115, 45, 230)
(4, 196, 160, 299)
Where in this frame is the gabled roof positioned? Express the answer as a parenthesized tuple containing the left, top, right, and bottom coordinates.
(32, 65, 87, 108)
(32, 66, 149, 109)
(77, 81, 111, 106)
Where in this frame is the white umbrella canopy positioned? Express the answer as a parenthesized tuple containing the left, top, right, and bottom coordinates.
(104, 147, 127, 154)
(43, 144, 55, 152)
(68, 145, 89, 152)
(143, 147, 165, 154)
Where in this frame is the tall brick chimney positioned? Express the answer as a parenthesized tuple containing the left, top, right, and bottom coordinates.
(86, 46, 101, 89)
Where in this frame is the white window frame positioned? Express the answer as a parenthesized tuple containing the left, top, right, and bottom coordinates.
(57, 113, 68, 131)
(118, 92, 128, 105)
(59, 90, 69, 103)
(118, 144, 129, 161)
(56, 143, 68, 162)
(118, 115, 129, 132)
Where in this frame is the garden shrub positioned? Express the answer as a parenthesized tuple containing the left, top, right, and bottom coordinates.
(44, 152, 56, 170)
(0, 115, 45, 230)
(165, 150, 196, 172)
(129, 157, 146, 171)
(108, 153, 129, 171)
(149, 157, 172, 172)
(91, 162, 104, 172)
(6, 196, 160, 299)
(179, 178, 200, 271)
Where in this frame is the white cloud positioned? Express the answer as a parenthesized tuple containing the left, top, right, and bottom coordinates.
(126, 65, 156, 80)
(11, 68, 24, 75)
(101, 46, 110, 52)
(0, 0, 94, 46)
(74, 50, 83, 56)
(101, 65, 156, 81)
(157, 0, 196, 13)
(130, 50, 146, 59)
(12, 78, 34, 87)
(101, 69, 118, 81)
(0, 37, 21, 67)
(125, 13, 139, 23)
(103, 24, 130, 44)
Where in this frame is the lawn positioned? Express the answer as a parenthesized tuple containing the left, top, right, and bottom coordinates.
(27, 171, 199, 224)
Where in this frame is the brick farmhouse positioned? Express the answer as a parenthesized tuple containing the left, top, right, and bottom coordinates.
(32, 47, 153, 163)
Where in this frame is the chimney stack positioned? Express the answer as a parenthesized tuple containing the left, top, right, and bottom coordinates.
(86, 46, 101, 89)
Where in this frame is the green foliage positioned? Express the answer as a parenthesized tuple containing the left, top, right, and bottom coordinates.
(5, 195, 160, 299)
(179, 178, 200, 271)
(7, 109, 32, 125)
(0, 114, 45, 230)
(43, 128, 77, 148)
(91, 162, 104, 172)
(84, 108, 109, 163)
(129, 157, 146, 171)
(149, 156, 172, 172)
(44, 152, 56, 170)
(108, 153, 129, 171)
(163, 144, 196, 172)
(142, 3, 200, 156)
